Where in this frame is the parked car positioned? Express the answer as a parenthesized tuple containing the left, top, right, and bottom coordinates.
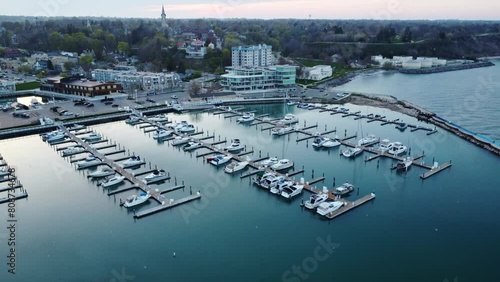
(112, 104, 119, 108)
(86, 103, 94, 108)
(171, 95, 178, 99)
(104, 101, 113, 105)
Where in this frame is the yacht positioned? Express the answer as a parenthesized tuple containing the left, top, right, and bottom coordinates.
(153, 128, 173, 140)
(171, 136, 190, 146)
(224, 161, 249, 174)
(304, 193, 329, 209)
(82, 133, 102, 142)
(279, 114, 299, 125)
(125, 115, 141, 125)
(271, 125, 295, 136)
(322, 137, 341, 148)
(101, 175, 126, 188)
(42, 130, 64, 141)
(0, 167, 10, 177)
(183, 141, 202, 151)
(378, 139, 394, 153)
(396, 122, 408, 131)
(148, 114, 168, 123)
(208, 155, 232, 166)
(387, 142, 407, 156)
(216, 106, 232, 111)
(77, 155, 102, 168)
(62, 146, 85, 156)
(342, 146, 363, 158)
(270, 159, 294, 171)
(281, 183, 304, 199)
(123, 192, 151, 208)
(46, 132, 67, 143)
(358, 134, 378, 146)
(396, 157, 413, 172)
(172, 121, 189, 132)
(237, 112, 255, 123)
(286, 100, 298, 106)
(270, 180, 293, 195)
(332, 182, 354, 196)
(257, 157, 279, 168)
(178, 124, 196, 133)
(316, 201, 344, 216)
(253, 172, 278, 189)
(88, 167, 115, 178)
(119, 156, 143, 168)
(68, 124, 85, 131)
(142, 169, 169, 183)
(225, 139, 244, 152)
(312, 136, 329, 148)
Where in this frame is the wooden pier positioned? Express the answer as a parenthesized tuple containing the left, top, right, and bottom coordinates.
(324, 193, 376, 219)
(134, 194, 202, 218)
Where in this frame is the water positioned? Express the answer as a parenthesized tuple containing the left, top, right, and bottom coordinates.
(334, 60, 500, 141)
(1, 103, 499, 281)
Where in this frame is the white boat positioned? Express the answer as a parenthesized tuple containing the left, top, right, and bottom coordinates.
(225, 139, 244, 152)
(125, 115, 141, 125)
(270, 180, 293, 195)
(142, 169, 169, 183)
(358, 134, 378, 146)
(207, 155, 232, 166)
(224, 161, 249, 174)
(148, 114, 168, 123)
(255, 173, 282, 189)
(172, 121, 189, 132)
(286, 100, 298, 106)
(257, 157, 279, 167)
(0, 167, 10, 177)
(316, 201, 344, 216)
(178, 124, 196, 133)
(77, 155, 102, 168)
(237, 112, 255, 123)
(62, 146, 85, 156)
(101, 175, 125, 188)
(216, 106, 232, 111)
(271, 125, 295, 136)
(396, 157, 413, 172)
(82, 133, 102, 142)
(342, 147, 363, 158)
(183, 141, 202, 151)
(312, 136, 329, 148)
(171, 136, 190, 146)
(332, 182, 354, 196)
(68, 124, 85, 131)
(304, 193, 329, 209)
(123, 192, 151, 208)
(270, 159, 294, 171)
(378, 139, 394, 153)
(281, 183, 304, 199)
(88, 167, 115, 178)
(153, 128, 173, 140)
(39, 117, 54, 126)
(41, 130, 64, 141)
(279, 114, 299, 125)
(322, 137, 341, 148)
(119, 156, 143, 168)
(46, 132, 66, 143)
(387, 142, 407, 156)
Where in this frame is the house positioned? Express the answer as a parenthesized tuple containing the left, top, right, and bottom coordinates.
(3, 48, 22, 58)
(33, 60, 49, 72)
(186, 39, 207, 59)
(40, 75, 122, 97)
(300, 65, 333, 81)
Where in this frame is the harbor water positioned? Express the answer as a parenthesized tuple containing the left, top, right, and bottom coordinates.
(1, 86, 500, 281)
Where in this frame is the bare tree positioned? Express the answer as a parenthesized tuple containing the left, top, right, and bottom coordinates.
(188, 81, 202, 97)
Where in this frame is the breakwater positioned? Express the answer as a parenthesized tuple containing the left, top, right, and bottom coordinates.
(399, 61, 494, 74)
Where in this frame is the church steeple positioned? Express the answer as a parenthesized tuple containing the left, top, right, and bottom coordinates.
(161, 4, 166, 20)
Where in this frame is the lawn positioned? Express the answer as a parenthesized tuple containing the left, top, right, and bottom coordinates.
(15, 81, 41, 91)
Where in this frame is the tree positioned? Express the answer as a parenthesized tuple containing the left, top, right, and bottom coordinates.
(188, 81, 202, 97)
(63, 61, 76, 71)
(47, 60, 54, 70)
(381, 62, 394, 70)
(177, 61, 186, 74)
(17, 65, 32, 74)
(117, 41, 130, 55)
(80, 54, 94, 65)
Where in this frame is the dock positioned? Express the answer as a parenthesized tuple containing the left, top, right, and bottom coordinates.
(134, 194, 202, 218)
(324, 194, 376, 219)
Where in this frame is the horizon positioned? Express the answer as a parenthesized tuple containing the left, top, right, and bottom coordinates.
(1, 0, 499, 21)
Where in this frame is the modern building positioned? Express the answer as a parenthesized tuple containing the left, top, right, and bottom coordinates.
(231, 44, 273, 67)
(92, 68, 181, 92)
(220, 65, 296, 94)
(186, 39, 207, 59)
(372, 55, 448, 69)
(0, 79, 16, 94)
(300, 65, 333, 81)
(40, 76, 122, 97)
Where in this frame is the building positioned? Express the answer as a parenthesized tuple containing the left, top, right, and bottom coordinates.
(186, 39, 207, 59)
(220, 65, 296, 94)
(0, 79, 16, 94)
(92, 68, 181, 92)
(33, 60, 49, 72)
(40, 76, 122, 97)
(160, 4, 168, 28)
(300, 65, 333, 81)
(231, 44, 273, 67)
(372, 55, 448, 69)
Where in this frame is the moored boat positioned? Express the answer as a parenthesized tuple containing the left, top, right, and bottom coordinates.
(378, 139, 394, 153)
(316, 201, 344, 216)
(281, 183, 304, 199)
(62, 146, 85, 156)
(332, 182, 354, 196)
(278, 114, 299, 125)
(224, 161, 249, 174)
(88, 167, 115, 178)
(123, 192, 151, 208)
(387, 142, 407, 156)
(77, 155, 102, 168)
(225, 139, 244, 152)
(208, 155, 232, 166)
(304, 193, 329, 209)
(119, 156, 143, 168)
(237, 112, 255, 123)
(153, 128, 173, 140)
(142, 169, 169, 183)
(342, 147, 363, 158)
(270, 159, 294, 171)
(396, 157, 413, 172)
(183, 141, 202, 151)
(171, 136, 190, 146)
(357, 134, 379, 146)
(101, 175, 126, 188)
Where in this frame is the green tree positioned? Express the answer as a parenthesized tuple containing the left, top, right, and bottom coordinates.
(381, 62, 394, 70)
(177, 61, 186, 74)
(17, 65, 32, 74)
(80, 54, 94, 65)
(47, 60, 54, 70)
(117, 41, 130, 55)
(63, 61, 76, 71)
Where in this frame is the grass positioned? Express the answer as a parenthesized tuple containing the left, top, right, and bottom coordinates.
(15, 81, 41, 91)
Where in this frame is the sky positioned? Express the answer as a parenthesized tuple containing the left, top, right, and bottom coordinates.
(3, 0, 500, 20)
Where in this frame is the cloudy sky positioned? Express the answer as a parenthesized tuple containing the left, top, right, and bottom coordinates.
(4, 0, 500, 20)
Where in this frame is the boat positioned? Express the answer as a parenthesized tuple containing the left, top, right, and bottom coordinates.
(68, 124, 85, 131)
(208, 155, 232, 166)
(342, 147, 363, 158)
(378, 139, 394, 153)
(225, 139, 244, 152)
(88, 167, 115, 178)
(178, 124, 196, 133)
(82, 133, 102, 142)
(316, 201, 344, 216)
(142, 169, 169, 183)
(41, 130, 64, 141)
(332, 182, 354, 196)
(387, 142, 407, 156)
(257, 157, 279, 167)
(77, 155, 102, 168)
(270, 159, 294, 171)
(322, 137, 341, 148)
(304, 193, 329, 209)
(172, 121, 189, 132)
(46, 132, 66, 143)
(119, 156, 143, 168)
(101, 175, 126, 188)
(125, 115, 141, 125)
(216, 106, 232, 111)
(358, 134, 378, 146)
(270, 180, 292, 195)
(0, 167, 10, 177)
(281, 183, 304, 199)
(271, 125, 295, 136)
(153, 128, 173, 140)
(39, 117, 54, 126)
(396, 122, 408, 131)
(224, 161, 249, 174)
(253, 172, 280, 189)
(286, 100, 298, 106)
(237, 112, 255, 123)
(297, 103, 309, 109)
(148, 114, 168, 123)
(396, 157, 413, 172)
(123, 192, 151, 208)
(62, 146, 85, 156)
(312, 136, 329, 148)
(171, 136, 190, 146)
(183, 141, 202, 151)
(278, 114, 299, 125)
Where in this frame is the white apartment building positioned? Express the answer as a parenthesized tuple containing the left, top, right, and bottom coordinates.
(231, 44, 273, 67)
(301, 65, 333, 81)
(92, 69, 180, 92)
(220, 65, 296, 94)
(0, 79, 16, 94)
